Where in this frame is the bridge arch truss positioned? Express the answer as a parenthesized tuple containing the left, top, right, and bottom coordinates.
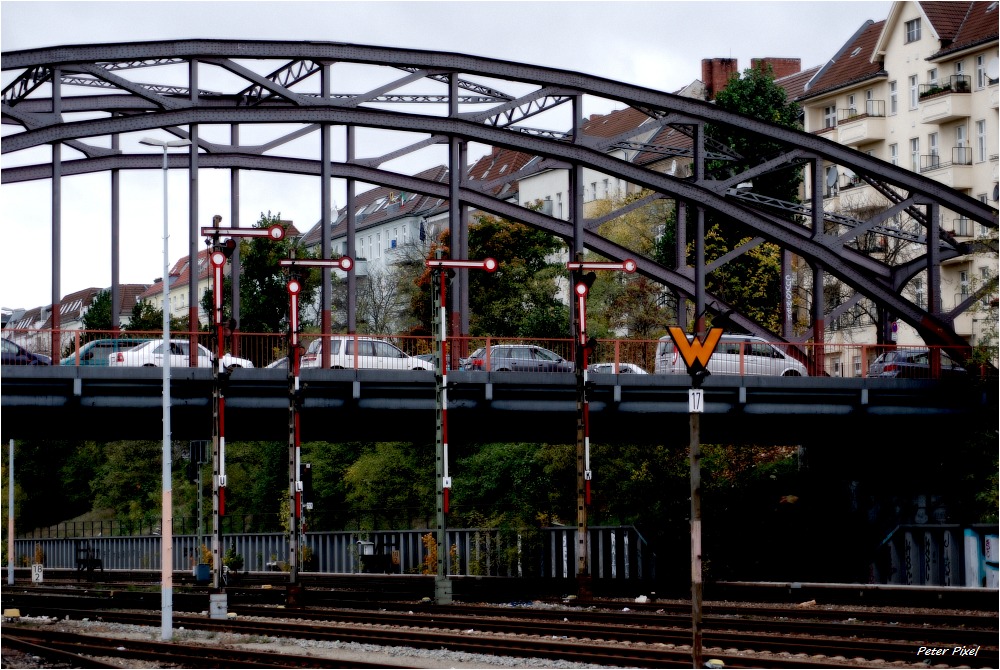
(3, 40, 997, 354)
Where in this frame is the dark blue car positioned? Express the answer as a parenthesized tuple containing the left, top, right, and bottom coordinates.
(2, 338, 52, 366)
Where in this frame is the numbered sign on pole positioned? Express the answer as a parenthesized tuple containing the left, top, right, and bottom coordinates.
(31, 563, 43, 584)
(688, 389, 705, 414)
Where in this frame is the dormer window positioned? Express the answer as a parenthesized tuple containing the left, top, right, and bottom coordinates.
(905, 18, 921, 43)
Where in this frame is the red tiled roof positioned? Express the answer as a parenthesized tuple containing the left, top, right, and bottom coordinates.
(927, 1, 999, 57)
(776, 65, 822, 101)
(118, 284, 150, 311)
(581, 107, 652, 139)
(922, 1, 973, 42)
(467, 146, 533, 198)
(800, 20, 887, 100)
(34, 287, 103, 329)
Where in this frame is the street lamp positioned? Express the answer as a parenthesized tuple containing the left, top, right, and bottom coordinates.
(140, 136, 191, 641)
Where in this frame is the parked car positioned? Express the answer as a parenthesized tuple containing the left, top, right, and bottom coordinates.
(299, 336, 434, 371)
(588, 362, 648, 374)
(108, 339, 254, 368)
(1, 338, 51, 366)
(462, 345, 574, 372)
(655, 333, 808, 376)
(60, 338, 150, 366)
(265, 356, 288, 369)
(867, 348, 967, 379)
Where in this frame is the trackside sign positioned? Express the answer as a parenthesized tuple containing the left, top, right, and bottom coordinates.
(667, 326, 724, 375)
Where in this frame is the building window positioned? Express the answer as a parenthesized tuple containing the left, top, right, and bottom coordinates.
(928, 132, 939, 168)
(556, 192, 563, 219)
(823, 105, 836, 128)
(982, 267, 992, 307)
(976, 55, 987, 89)
(976, 119, 987, 162)
(956, 125, 969, 163)
(960, 271, 970, 298)
(847, 94, 856, 115)
(602, 178, 610, 198)
(905, 18, 921, 43)
(914, 277, 924, 308)
(376, 232, 381, 258)
(927, 67, 938, 86)
(909, 75, 918, 109)
(889, 143, 898, 165)
(853, 355, 862, 377)
(955, 60, 965, 77)
(889, 81, 898, 114)
(910, 137, 920, 172)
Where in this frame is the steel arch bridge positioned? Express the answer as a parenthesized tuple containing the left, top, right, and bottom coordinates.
(3, 40, 997, 355)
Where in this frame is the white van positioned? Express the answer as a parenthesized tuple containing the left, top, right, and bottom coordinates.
(655, 333, 808, 377)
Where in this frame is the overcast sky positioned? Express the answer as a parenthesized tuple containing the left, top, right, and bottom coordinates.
(0, 0, 893, 312)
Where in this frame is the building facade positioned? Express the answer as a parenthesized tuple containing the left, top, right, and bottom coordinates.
(797, 1, 998, 360)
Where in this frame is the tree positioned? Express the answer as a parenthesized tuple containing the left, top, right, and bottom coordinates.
(701, 64, 804, 333)
(124, 300, 188, 333)
(82, 289, 113, 332)
(342, 442, 434, 530)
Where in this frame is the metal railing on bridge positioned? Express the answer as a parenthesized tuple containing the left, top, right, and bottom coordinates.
(3, 328, 996, 379)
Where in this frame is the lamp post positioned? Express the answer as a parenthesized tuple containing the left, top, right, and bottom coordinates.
(140, 136, 191, 641)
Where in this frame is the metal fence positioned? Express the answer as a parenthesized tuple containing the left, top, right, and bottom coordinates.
(13, 525, 654, 580)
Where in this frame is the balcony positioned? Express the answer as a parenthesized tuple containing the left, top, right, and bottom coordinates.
(836, 100, 886, 145)
(919, 147, 974, 189)
(919, 75, 972, 124)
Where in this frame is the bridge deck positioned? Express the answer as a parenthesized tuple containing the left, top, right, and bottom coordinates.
(2, 367, 994, 443)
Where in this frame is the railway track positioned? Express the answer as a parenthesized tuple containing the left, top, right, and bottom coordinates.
(4, 591, 996, 668)
(2, 626, 411, 669)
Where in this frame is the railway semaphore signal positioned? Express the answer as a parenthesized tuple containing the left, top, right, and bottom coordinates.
(425, 254, 498, 604)
(565, 255, 636, 597)
(201, 218, 286, 605)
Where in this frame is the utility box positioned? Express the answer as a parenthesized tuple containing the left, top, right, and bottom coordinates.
(194, 563, 211, 584)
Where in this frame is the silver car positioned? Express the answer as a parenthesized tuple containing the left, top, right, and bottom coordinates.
(300, 336, 433, 371)
(462, 345, 573, 372)
(108, 339, 254, 369)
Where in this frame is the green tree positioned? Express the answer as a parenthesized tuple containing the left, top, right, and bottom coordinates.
(124, 300, 188, 333)
(92, 440, 165, 528)
(82, 289, 113, 332)
(342, 442, 434, 530)
(701, 64, 804, 332)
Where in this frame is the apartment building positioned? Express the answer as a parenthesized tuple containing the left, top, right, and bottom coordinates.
(796, 1, 999, 354)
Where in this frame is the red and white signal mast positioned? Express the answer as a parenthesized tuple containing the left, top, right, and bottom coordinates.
(278, 254, 354, 598)
(565, 255, 636, 596)
(425, 254, 497, 604)
(201, 218, 285, 603)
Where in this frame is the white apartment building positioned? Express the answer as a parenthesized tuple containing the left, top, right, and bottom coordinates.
(797, 1, 998, 357)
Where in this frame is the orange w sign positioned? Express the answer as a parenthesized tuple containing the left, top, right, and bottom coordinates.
(667, 326, 724, 373)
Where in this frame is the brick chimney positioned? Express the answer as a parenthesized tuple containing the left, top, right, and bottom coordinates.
(751, 58, 801, 79)
(701, 58, 739, 100)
